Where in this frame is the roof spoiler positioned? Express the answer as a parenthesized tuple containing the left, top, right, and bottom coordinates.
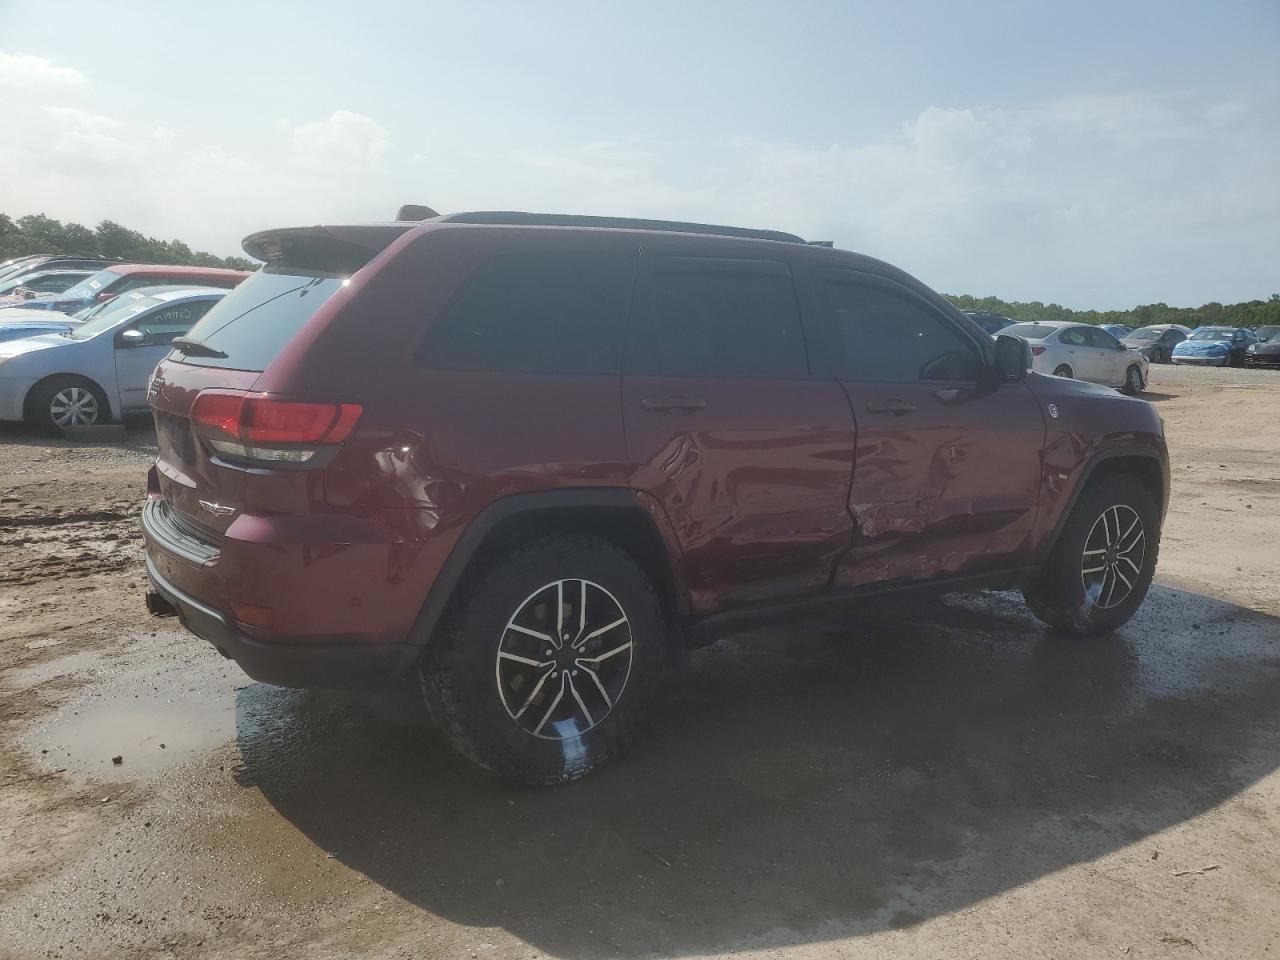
(242, 224, 416, 272)
(396, 204, 440, 221)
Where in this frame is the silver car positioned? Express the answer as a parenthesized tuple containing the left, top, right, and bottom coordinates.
(1002, 320, 1149, 393)
(0, 286, 228, 429)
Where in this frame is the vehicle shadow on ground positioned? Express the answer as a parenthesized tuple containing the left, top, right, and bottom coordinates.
(237, 585, 1280, 958)
(0, 413, 156, 448)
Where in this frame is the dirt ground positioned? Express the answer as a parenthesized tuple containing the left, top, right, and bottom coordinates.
(1, 364, 1277, 960)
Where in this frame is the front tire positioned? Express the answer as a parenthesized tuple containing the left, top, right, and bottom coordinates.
(1023, 475, 1159, 635)
(25, 375, 109, 432)
(1122, 365, 1144, 395)
(420, 534, 667, 784)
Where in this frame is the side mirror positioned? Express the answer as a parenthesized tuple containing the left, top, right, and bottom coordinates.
(117, 328, 147, 348)
(994, 334, 1030, 381)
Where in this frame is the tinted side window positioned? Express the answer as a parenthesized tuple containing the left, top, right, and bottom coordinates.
(1060, 328, 1089, 347)
(628, 259, 808, 379)
(420, 252, 634, 375)
(821, 271, 981, 382)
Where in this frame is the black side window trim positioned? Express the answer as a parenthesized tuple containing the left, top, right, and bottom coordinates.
(815, 267, 989, 384)
(624, 255, 814, 380)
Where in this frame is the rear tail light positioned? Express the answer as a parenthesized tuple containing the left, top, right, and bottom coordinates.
(191, 390, 362, 466)
(1030, 346, 1047, 356)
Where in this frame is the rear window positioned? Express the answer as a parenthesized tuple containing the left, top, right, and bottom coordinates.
(172, 267, 342, 370)
(1002, 323, 1053, 340)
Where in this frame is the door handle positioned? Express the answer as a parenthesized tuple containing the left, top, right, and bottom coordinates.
(865, 398, 916, 416)
(641, 395, 707, 413)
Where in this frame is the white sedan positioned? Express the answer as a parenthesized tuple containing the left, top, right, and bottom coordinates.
(1002, 321, 1149, 394)
(0, 286, 228, 430)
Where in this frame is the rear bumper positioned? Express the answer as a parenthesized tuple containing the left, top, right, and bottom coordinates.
(145, 554, 415, 688)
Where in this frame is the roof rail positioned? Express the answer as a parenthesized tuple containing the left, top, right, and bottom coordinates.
(431, 211, 806, 244)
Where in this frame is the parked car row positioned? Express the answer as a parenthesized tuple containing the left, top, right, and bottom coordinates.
(0, 256, 250, 428)
(964, 310, 1280, 381)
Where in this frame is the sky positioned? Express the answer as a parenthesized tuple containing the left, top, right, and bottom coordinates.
(0, 0, 1277, 309)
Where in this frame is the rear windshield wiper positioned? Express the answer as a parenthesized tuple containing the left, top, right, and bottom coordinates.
(170, 337, 228, 359)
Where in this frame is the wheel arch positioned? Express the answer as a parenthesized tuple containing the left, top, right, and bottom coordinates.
(405, 488, 689, 650)
(1038, 449, 1167, 563)
(22, 372, 116, 424)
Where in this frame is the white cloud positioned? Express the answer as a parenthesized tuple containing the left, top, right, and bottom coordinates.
(0, 93, 1274, 307)
(0, 52, 84, 87)
(290, 109, 391, 167)
(43, 107, 134, 166)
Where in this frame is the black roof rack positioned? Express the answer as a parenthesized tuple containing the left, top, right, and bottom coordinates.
(430, 211, 805, 244)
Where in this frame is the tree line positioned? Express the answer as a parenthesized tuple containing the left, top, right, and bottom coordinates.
(946, 291, 1280, 331)
(5, 211, 1277, 329)
(0, 212, 255, 272)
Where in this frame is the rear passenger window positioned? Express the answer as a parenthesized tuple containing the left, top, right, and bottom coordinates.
(1060, 328, 1089, 347)
(820, 271, 981, 382)
(627, 259, 808, 379)
(420, 252, 634, 374)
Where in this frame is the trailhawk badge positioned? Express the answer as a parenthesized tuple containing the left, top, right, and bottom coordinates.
(1048, 403, 1060, 419)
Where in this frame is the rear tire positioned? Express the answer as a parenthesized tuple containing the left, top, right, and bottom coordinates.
(1122, 365, 1144, 395)
(1053, 364, 1073, 378)
(25, 375, 109, 433)
(420, 534, 667, 784)
(1023, 475, 1159, 635)
(1152, 348, 1166, 364)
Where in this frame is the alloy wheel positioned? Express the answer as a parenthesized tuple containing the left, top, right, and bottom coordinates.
(49, 387, 99, 427)
(495, 578, 633, 740)
(1080, 504, 1145, 609)
(1127, 367, 1142, 392)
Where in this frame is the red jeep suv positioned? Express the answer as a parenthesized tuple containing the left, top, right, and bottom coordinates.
(142, 211, 1169, 783)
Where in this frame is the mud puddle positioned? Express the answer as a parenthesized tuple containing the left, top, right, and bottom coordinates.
(10, 631, 304, 781)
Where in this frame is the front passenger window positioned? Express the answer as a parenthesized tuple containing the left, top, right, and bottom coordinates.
(1087, 328, 1122, 349)
(129, 302, 213, 345)
(820, 271, 981, 382)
